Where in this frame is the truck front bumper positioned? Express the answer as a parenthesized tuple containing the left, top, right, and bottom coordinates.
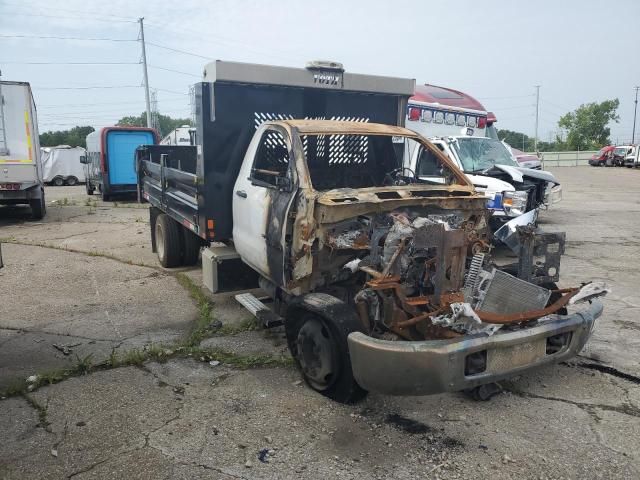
(347, 300, 602, 396)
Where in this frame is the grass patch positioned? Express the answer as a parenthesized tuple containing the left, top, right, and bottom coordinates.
(0, 343, 292, 399)
(176, 273, 215, 346)
(193, 347, 293, 369)
(21, 393, 49, 427)
(214, 317, 259, 336)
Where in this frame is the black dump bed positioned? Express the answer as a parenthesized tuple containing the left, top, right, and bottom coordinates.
(139, 60, 415, 242)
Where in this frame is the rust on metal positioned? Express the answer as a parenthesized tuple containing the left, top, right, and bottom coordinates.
(475, 288, 579, 324)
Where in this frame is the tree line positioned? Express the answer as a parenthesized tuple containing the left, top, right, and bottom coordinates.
(39, 113, 191, 148)
(40, 101, 621, 152)
(498, 99, 620, 152)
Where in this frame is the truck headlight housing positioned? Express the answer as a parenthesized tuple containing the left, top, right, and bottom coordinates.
(503, 191, 528, 216)
(544, 184, 562, 205)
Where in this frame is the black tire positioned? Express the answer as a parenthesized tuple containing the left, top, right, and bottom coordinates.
(86, 181, 94, 195)
(30, 191, 46, 220)
(182, 227, 202, 266)
(66, 176, 78, 186)
(155, 214, 182, 268)
(52, 177, 64, 187)
(286, 301, 366, 404)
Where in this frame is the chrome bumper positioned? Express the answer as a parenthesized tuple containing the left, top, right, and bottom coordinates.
(347, 300, 603, 396)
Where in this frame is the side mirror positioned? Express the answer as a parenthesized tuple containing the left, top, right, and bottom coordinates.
(79, 155, 88, 164)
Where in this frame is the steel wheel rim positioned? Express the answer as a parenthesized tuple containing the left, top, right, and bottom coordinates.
(296, 318, 338, 391)
(155, 222, 165, 262)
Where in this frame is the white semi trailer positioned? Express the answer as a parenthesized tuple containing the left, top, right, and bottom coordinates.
(0, 80, 46, 219)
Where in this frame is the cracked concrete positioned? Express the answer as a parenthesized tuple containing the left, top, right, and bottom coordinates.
(0, 204, 198, 387)
(1, 169, 640, 479)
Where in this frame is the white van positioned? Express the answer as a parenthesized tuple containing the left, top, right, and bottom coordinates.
(0, 80, 45, 218)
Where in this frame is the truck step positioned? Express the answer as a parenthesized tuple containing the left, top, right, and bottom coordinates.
(235, 293, 284, 328)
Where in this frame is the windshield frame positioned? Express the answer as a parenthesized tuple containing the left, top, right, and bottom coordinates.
(289, 128, 474, 192)
(450, 136, 520, 173)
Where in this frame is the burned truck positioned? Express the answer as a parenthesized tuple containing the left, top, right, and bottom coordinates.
(138, 60, 605, 403)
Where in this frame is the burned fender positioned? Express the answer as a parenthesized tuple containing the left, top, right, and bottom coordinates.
(286, 293, 363, 334)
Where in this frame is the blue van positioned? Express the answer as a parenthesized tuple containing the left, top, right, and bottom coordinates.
(82, 127, 157, 201)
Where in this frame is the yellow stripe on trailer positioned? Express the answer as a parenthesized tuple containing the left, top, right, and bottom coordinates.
(24, 110, 32, 161)
(0, 159, 32, 164)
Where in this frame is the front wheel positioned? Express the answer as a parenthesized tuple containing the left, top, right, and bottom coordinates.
(52, 177, 64, 187)
(65, 176, 78, 186)
(286, 307, 366, 404)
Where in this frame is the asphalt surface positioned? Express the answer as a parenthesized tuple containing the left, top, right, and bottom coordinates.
(1, 168, 639, 479)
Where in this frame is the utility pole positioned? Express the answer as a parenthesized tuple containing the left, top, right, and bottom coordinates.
(632, 86, 639, 145)
(138, 17, 152, 128)
(534, 85, 540, 152)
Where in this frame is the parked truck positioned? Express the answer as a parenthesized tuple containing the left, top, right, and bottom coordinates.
(41, 145, 86, 186)
(0, 80, 46, 219)
(160, 125, 195, 146)
(138, 60, 605, 403)
(82, 126, 157, 201)
(405, 85, 561, 230)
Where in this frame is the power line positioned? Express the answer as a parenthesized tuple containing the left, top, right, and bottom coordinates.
(39, 97, 188, 109)
(0, 34, 136, 42)
(477, 94, 535, 101)
(40, 107, 191, 118)
(494, 104, 535, 111)
(1, 10, 137, 23)
(146, 41, 212, 60)
(145, 23, 305, 64)
(34, 85, 142, 90)
(1, 61, 139, 65)
(154, 87, 189, 96)
(2, 1, 135, 21)
(148, 65, 200, 77)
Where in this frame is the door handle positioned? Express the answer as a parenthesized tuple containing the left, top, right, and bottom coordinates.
(236, 190, 247, 198)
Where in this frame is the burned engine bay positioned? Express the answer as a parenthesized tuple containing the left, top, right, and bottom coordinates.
(316, 206, 607, 342)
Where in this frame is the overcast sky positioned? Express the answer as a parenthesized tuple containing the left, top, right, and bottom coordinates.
(1, 0, 639, 144)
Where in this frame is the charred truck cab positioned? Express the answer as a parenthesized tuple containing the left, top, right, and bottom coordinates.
(138, 61, 606, 403)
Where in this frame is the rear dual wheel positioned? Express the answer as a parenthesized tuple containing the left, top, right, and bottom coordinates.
(154, 213, 202, 268)
(30, 191, 46, 220)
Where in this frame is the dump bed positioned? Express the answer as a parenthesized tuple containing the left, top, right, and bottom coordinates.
(138, 60, 415, 242)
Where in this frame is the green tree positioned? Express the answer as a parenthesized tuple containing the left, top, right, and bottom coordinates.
(116, 113, 191, 137)
(557, 99, 619, 150)
(498, 129, 534, 151)
(497, 129, 556, 152)
(39, 126, 95, 148)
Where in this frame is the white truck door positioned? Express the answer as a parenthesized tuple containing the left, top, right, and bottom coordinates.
(410, 140, 449, 184)
(232, 125, 296, 285)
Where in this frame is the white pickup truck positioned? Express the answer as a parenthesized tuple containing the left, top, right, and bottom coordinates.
(138, 60, 605, 403)
(406, 134, 562, 230)
(0, 80, 46, 219)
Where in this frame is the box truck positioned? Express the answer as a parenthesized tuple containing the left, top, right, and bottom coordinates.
(82, 126, 157, 200)
(160, 126, 195, 146)
(0, 80, 46, 219)
(137, 60, 605, 403)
